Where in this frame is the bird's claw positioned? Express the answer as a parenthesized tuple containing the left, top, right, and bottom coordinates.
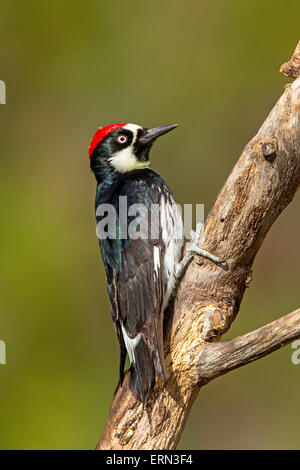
(194, 256, 204, 266)
(174, 224, 227, 282)
(189, 245, 225, 266)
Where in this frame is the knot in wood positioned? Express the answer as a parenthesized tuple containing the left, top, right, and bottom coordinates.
(261, 139, 277, 161)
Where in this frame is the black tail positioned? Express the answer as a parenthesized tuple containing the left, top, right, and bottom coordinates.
(114, 322, 127, 395)
(129, 337, 155, 404)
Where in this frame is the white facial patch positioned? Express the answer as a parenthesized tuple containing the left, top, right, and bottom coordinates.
(109, 123, 150, 173)
(123, 123, 142, 134)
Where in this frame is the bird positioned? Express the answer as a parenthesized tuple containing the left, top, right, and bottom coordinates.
(89, 123, 224, 403)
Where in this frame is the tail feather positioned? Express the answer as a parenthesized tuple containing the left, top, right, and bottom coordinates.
(114, 322, 127, 396)
(120, 313, 168, 403)
(129, 336, 155, 403)
(153, 313, 167, 382)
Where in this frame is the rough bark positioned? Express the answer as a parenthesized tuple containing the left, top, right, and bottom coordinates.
(280, 40, 300, 79)
(198, 308, 300, 382)
(96, 43, 300, 450)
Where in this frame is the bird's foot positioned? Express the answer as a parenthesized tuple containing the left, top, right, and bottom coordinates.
(175, 222, 226, 280)
(175, 245, 225, 280)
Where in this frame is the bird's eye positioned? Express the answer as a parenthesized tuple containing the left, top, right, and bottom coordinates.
(117, 135, 128, 144)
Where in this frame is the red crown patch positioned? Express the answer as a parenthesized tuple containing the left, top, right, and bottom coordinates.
(89, 123, 127, 159)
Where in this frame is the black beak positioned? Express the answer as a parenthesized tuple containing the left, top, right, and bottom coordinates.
(139, 124, 178, 145)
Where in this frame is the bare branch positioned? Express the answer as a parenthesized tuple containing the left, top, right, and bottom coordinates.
(280, 41, 300, 79)
(198, 308, 300, 383)
(97, 45, 300, 450)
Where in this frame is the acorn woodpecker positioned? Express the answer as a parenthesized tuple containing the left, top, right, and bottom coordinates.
(89, 123, 224, 403)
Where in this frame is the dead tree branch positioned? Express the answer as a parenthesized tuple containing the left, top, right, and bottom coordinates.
(280, 40, 300, 79)
(96, 42, 300, 450)
(198, 308, 300, 382)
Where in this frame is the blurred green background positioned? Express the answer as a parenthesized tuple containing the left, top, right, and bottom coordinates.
(0, 0, 299, 450)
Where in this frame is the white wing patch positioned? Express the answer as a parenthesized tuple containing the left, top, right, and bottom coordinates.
(121, 324, 141, 365)
(153, 245, 160, 277)
(159, 193, 184, 309)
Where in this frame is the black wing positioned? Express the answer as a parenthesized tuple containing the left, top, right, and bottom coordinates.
(113, 237, 166, 402)
(98, 173, 169, 402)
